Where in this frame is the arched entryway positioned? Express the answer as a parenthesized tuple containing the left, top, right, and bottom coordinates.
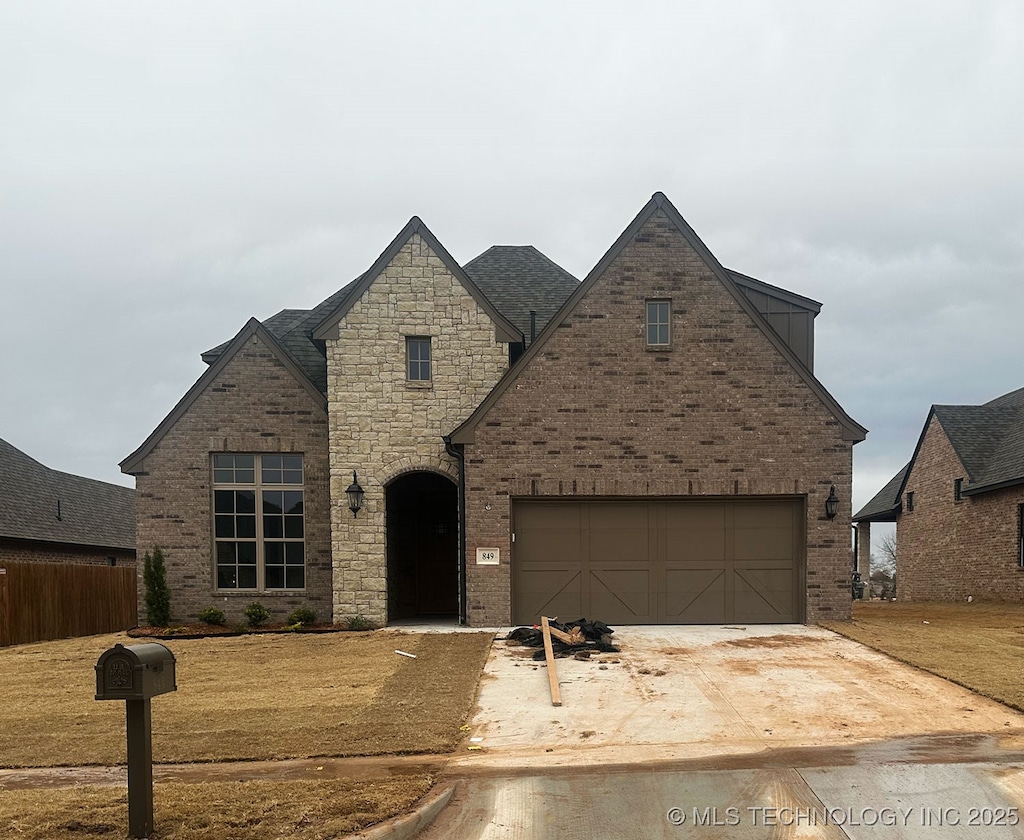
(386, 471, 459, 621)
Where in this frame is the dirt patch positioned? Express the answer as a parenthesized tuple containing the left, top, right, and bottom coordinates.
(655, 646, 693, 656)
(717, 634, 818, 649)
(822, 601, 1024, 712)
(0, 630, 493, 768)
(0, 776, 435, 840)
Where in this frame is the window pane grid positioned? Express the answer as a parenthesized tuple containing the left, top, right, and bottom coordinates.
(407, 337, 431, 381)
(646, 300, 670, 346)
(213, 453, 305, 592)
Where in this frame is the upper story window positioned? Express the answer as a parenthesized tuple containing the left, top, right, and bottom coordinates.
(905, 491, 915, 513)
(954, 478, 964, 501)
(213, 454, 305, 591)
(646, 299, 671, 347)
(406, 336, 432, 382)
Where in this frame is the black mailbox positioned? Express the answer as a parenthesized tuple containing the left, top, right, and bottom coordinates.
(95, 643, 177, 701)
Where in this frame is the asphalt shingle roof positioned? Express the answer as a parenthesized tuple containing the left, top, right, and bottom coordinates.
(0, 438, 136, 550)
(462, 246, 580, 345)
(853, 463, 909, 522)
(936, 388, 1024, 492)
(857, 386, 1024, 516)
(201, 246, 580, 390)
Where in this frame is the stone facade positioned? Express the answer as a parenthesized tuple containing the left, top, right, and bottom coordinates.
(898, 415, 1024, 601)
(461, 209, 854, 625)
(131, 334, 331, 625)
(325, 233, 510, 625)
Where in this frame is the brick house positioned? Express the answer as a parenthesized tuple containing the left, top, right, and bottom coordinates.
(122, 192, 865, 626)
(1, 438, 136, 566)
(854, 387, 1024, 602)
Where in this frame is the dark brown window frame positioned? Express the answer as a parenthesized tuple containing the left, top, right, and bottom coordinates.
(1019, 503, 1024, 569)
(645, 299, 671, 347)
(212, 453, 306, 592)
(406, 336, 432, 382)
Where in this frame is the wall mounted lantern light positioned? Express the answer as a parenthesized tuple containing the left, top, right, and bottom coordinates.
(825, 485, 839, 520)
(346, 471, 365, 518)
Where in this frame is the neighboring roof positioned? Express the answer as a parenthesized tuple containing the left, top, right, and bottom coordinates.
(450, 192, 867, 445)
(312, 217, 523, 344)
(0, 438, 135, 550)
(867, 385, 1024, 507)
(121, 318, 327, 475)
(853, 463, 909, 522)
(934, 390, 1024, 494)
(462, 246, 580, 345)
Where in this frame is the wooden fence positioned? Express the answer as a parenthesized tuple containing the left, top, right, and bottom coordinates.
(0, 562, 137, 647)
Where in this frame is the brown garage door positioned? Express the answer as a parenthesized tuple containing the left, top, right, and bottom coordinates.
(512, 498, 803, 625)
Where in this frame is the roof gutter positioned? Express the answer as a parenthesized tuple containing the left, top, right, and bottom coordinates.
(963, 476, 1024, 497)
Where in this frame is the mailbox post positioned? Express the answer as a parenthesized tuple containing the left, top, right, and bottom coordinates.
(95, 643, 177, 839)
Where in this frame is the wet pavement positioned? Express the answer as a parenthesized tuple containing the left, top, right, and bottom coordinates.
(419, 625, 1024, 839)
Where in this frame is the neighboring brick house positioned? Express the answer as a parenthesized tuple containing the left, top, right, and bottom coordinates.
(854, 387, 1024, 602)
(122, 192, 865, 626)
(1, 438, 136, 566)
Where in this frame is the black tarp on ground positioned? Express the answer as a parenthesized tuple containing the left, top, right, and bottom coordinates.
(507, 618, 619, 659)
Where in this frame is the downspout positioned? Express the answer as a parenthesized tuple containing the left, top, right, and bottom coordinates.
(443, 434, 468, 626)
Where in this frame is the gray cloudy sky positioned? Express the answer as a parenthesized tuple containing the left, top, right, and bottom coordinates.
(2, 2, 1021, 547)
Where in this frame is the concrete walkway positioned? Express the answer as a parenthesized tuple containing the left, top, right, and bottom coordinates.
(420, 625, 1024, 839)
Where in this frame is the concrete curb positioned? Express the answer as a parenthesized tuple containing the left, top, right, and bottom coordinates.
(350, 782, 455, 840)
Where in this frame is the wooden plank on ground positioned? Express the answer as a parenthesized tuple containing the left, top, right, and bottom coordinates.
(547, 625, 584, 645)
(541, 616, 562, 707)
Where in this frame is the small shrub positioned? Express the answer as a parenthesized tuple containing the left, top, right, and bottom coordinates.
(143, 546, 172, 627)
(286, 607, 316, 627)
(244, 602, 270, 627)
(198, 607, 227, 626)
(346, 614, 375, 631)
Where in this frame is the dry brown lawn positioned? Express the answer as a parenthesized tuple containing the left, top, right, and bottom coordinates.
(0, 629, 493, 767)
(821, 600, 1024, 711)
(0, 776, 434, 840)
(0, 629, 492, 838)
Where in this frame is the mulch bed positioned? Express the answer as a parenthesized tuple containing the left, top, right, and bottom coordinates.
(127, 623, 359, 640)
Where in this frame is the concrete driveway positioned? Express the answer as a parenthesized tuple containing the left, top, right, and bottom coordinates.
(421, 625, 1024, 839)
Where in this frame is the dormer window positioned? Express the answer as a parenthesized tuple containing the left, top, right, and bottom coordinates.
(406, 337, 432, 382)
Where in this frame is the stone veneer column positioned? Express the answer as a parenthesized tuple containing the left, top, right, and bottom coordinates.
(325, 233, 509, 626)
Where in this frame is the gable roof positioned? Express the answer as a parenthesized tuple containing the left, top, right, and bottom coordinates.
(462, 246, 580, 345)
(852, 463, 909, 522)
(0, 438, 135, 550)
(312, 217, 522, 344)
(121, 318, 327, 475)
(860, 385, 1024, 511)
(935, 390, 1024, 495)
(201, 280, 360, 394)
(450, 191, 867, 445)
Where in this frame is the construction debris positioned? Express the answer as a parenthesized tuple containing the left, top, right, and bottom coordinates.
(506, 618, 619, 660)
